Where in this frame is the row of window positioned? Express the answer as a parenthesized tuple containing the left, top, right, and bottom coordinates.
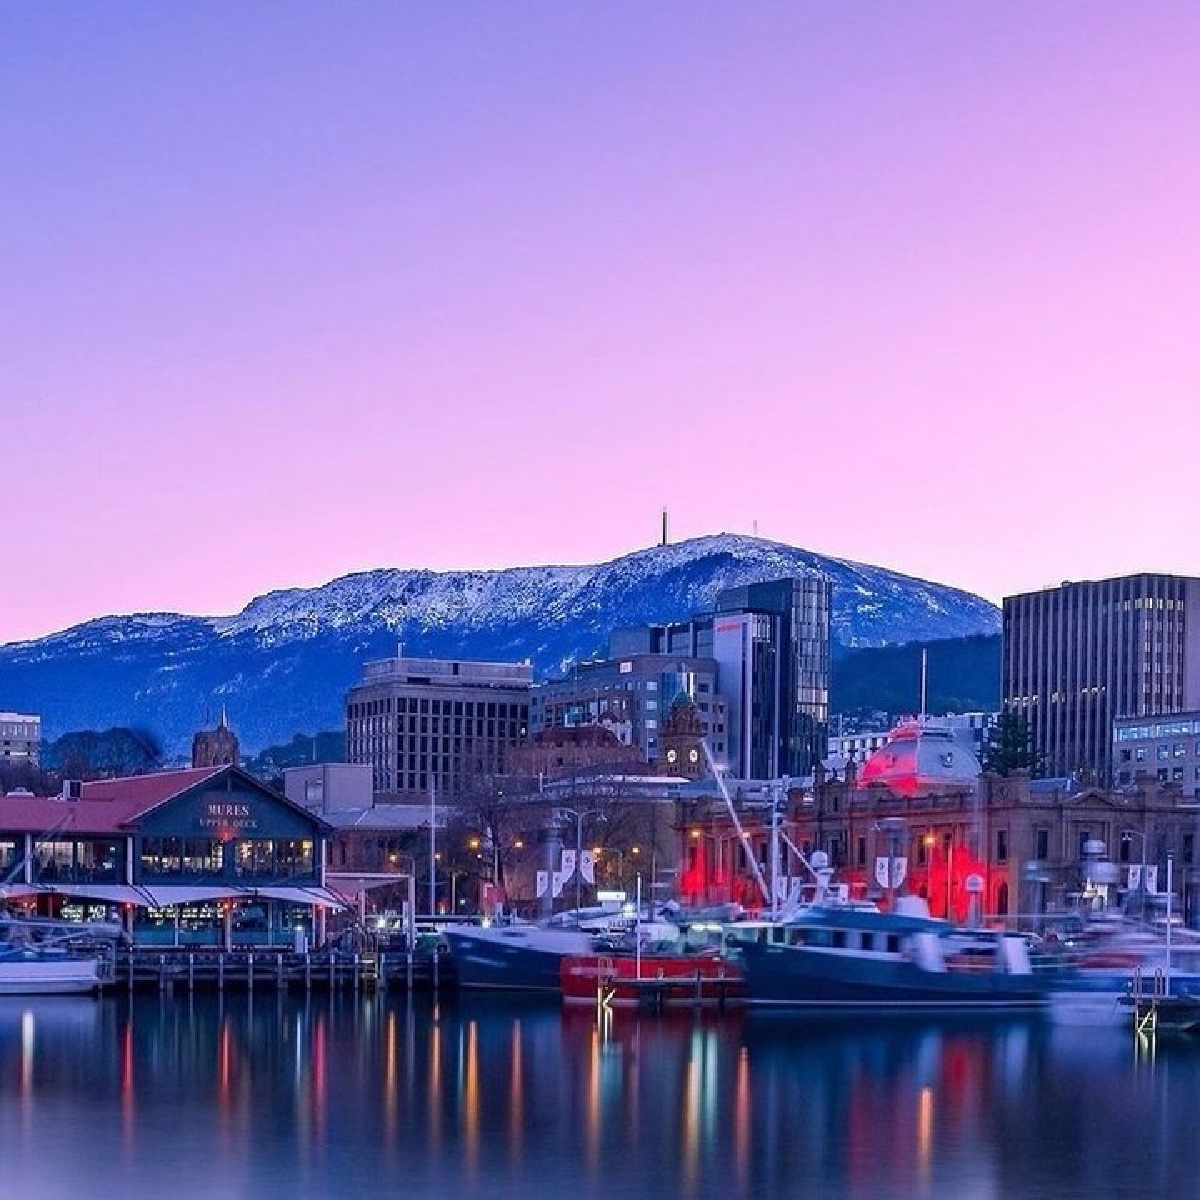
(350, 698, 528, 719)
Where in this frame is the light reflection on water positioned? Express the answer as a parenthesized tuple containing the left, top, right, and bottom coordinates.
(0, 994, 1195, 1200)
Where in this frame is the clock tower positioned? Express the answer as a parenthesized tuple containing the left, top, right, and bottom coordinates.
(658, 694, 706, 780)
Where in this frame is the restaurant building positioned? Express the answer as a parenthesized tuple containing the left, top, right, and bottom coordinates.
(0, 765, 340, 945)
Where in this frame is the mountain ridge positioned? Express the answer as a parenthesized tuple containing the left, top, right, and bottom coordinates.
(0, 534, 1000, 753)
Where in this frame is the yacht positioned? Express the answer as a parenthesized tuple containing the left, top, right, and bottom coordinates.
(0, 918, 115, 996)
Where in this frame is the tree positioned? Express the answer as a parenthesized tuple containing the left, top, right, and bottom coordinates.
(984, 711, 1044, 777)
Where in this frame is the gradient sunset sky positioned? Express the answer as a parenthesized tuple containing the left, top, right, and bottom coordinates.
(4, 3, 1197, 642)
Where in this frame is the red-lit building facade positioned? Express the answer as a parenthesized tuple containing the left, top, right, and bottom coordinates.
(673, 762, 1200, 926)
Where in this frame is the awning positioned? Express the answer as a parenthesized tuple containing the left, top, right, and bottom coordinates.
(140, 885, 243, 908)
(243, 886, 347, 909)
(0, 883, 41, 900)
(42, 883, 159, 907)
(325, 874, 413, 903)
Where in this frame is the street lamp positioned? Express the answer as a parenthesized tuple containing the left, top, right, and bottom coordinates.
(556, 807, 607, 912)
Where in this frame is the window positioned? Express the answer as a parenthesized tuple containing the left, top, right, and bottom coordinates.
(1157, 745, 1169, 760)
(1173, 768, 1185, 782)
(995, 830, 1008, 864)
(1174, 743, 1187, 758)
(1121, 749, 1132, 763)
(1136, 748, 1147, 763)
(856, 837, 866, 867)
(1035, 828, 1049, 861)
(1158, 768, 1169, 782)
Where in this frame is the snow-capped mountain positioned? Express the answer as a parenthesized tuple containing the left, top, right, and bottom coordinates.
(0, 534, 999, 753)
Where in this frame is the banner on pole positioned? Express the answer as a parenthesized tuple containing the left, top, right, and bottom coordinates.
(561, 849, 577, 882)
(552, 871, 566, 899)
(580, 850, 596, 884)
(536, 871, 549, 898)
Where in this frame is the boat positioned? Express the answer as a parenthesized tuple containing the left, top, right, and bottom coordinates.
(443, 904, 683, 993)
(0, 918, 114, 996)
(561, 950, 744, 1008)
(729, 898, 1045, 1014)
(443, 921, 597, 992)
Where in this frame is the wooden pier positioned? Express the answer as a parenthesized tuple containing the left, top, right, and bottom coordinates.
(107, 947, 451, 995)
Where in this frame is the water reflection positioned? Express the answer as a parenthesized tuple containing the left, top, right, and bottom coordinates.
(1, 995, 1199, 1199)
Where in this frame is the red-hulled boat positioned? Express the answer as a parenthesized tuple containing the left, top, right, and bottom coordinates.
(561, 952, 745, 1009)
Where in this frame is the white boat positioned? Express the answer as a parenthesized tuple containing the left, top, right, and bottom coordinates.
(0, 918, 113, 996)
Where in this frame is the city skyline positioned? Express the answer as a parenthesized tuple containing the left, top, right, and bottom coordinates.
(5, 4, 1198, 642)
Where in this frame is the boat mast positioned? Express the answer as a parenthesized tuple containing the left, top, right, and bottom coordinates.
(700, 741, 771, 909)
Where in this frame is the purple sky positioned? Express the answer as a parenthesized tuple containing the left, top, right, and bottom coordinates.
(4, 3, 1198, 642)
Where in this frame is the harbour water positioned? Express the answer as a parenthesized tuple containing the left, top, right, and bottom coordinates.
(1, 994, 1196, 1200)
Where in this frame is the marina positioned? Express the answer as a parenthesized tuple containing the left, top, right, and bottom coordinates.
(4, 990, 1200, 1200)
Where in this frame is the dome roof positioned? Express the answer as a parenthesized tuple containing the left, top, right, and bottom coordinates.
(857, 719, 981, 797)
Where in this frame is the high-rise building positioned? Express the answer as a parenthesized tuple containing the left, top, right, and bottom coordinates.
(1003, 574, 1200, 781)
(542, 575, 832, 781)
(346, 656, 532, 801)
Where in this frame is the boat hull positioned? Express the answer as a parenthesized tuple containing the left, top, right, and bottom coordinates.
(444, 927, 593, 993)
(738, 943, 1044, 1013)
(561, 954, 745, 1008)
(0, 958, 103, 996)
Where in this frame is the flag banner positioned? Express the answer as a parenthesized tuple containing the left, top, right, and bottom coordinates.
(561, 850, 577, 881)
(580, 850, 596, 884)
(1145, 865, 1158, 894)
(536, 871, 549, 898)
(1128, 865, 1142, 891)
(552, 871, 566, 898)
(876, 857, 907, 889)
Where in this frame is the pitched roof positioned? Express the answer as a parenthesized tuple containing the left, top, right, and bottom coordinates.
(0, 767, 222, 834)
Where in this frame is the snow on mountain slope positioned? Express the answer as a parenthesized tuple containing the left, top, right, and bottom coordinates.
(0, 534, 998, 751)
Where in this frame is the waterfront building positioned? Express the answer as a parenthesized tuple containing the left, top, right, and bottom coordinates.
(0, 710, 41, 767)
(1114, 709, 1200, 798)
(1003, 573, 1200, 782)
(529, 652, 725, 764)
(346, 655, 532, 801)
(0, 766, 337, 944)
(675, 764, 1200, 926)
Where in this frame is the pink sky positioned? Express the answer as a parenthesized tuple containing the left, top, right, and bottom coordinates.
(3, 3, 1198, 642)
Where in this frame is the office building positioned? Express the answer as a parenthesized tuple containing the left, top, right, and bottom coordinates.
(540, 576, 830, 782)
(529, 653, 726, 764)
(1003, 574, 1200, 781)
(1114, 710, 1200, 798)
(346, 655, 532, 801)
(612, 576, 831, 779)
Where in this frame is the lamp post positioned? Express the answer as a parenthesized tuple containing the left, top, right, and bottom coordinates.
(556, 807, 606, 912)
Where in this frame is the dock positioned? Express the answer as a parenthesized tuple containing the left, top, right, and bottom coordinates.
(105, 947, 453, 995)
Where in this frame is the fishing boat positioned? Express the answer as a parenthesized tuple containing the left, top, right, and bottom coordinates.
(0, 918, 114, 996)
(443, 921, 597, 992)
(729, 898, 1045, 1013)
(444, 905, 680, 993)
